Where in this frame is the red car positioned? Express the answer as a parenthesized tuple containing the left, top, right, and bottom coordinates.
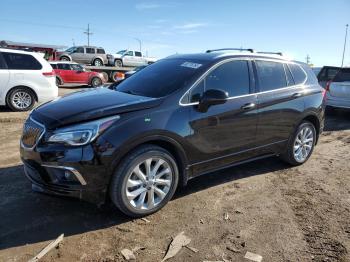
(50, 61, 106, 87)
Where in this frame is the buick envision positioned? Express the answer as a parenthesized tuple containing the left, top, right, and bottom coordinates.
(20, 49, 325, 217)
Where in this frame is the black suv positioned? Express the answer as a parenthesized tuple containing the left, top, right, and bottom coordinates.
(20, 49, 325, 217)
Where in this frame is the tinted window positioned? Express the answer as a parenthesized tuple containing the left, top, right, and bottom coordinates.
(97, 49, 105, 54)
(2, 52, 42, 70)
(198, 60, 250, 98)
(289, 63, 307, 85)
(124, 51, 133, 56)
(318, 67, 340, 81)
(0, 53, 7, 69)
(284, 64, 295, 86)
(135, 51, 142, 57)
(117, 58, 206, 98)
(76, 47, 84, 53)
(86, 48, 95, 54)
(256, 61, 286, 91)
(333, 68, 350, 82)
(57, 63, 71, 70)
(50, 63, 57, 69)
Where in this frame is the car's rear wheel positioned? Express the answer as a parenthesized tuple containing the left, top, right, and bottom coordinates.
(281, 121, 316, 166)
(93, 59, 103, 66)
(91, 77, 102, 87)
(7, 87, 36, 111)
(109, 145, 179, 217)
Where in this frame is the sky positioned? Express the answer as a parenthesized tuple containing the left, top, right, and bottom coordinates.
(1, 0, 349, 66)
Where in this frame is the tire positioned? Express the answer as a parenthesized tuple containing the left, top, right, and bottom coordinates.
(56, 77, 62, 86)
(280, 121, 316, 166)
(90, 77, 102, 87)
(7, 87, 36, 112)
(114, 59, 123, 67)
(109, 145, 179, 217)
(60, 56, 70, 61)
(93, 59, 103, 66)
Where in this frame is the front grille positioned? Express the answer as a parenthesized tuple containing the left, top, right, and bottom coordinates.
(21, 118, 45, 148)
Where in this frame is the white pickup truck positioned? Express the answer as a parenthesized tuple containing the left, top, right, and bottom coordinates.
(113, 50, 157, 67)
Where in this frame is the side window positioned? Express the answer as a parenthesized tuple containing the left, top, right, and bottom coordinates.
(125, 51, 133, 56)
(0, 53, 7, 69)
(284, 64, 295, 86)
(86, 48, 95, 54)
(76, 47, 84, 53)
(2, 52, 42, 70)
(50, 64, 57, 69)
(71, 64, 83, 71)
(57, 63, 71, 70)
(135, 51, 142, 57)
(255, 60, 287, 91)
(97, 49, 105, 54)
(288, 63, 307, 85)
(188, 60, 250, 103)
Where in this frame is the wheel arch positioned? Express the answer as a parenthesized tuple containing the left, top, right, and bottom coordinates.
(5, 85, 38, 105)
(110, 135, 190, 188)
(300, 113, 321, 143)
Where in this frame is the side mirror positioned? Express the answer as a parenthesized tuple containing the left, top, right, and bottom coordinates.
(197, 89, 228, 112)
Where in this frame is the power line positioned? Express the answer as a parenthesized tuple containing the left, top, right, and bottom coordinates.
(341, 24, 348, 67)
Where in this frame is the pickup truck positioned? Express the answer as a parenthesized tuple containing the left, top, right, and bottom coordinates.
(113, 50, 157, 67)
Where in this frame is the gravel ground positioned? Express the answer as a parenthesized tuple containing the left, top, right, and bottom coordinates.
(0, 87, 350, 262)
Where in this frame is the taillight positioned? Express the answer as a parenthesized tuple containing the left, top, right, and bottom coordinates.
(325, 80, 332, 91)
(114, 72, 125, 82)
(42, 71, 56, 77)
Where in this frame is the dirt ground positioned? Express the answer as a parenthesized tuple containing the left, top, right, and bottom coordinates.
(1, 87, 350, 262)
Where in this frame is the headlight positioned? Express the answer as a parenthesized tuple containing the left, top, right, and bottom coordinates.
(47, 115, 120, 146)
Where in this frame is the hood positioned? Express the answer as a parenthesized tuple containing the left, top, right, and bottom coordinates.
(114, 54, 122, 58)
(31, 88, 162, 129)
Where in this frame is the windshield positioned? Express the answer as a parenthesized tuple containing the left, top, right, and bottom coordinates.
(65, 47, 76, 53)
(117, 50, 127, 55)
(117, 58, 207, 98)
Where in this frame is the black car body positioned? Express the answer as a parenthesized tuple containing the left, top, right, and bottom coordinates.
(20, 50, 325, 217)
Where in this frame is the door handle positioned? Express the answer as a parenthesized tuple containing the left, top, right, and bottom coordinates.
(241, 103, 256, 110)
(292, 92, 303, 98)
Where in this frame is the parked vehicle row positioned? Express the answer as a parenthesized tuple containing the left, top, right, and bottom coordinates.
(0, 48, 57, 111)
(113, 50, 156, 67)
(325, 67, 350, 110)
(20, 49, 325, 217)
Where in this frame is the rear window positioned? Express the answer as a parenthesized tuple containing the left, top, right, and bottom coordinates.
(289, 63, 307, 85)
(2, 52, 42, 70)
(97, 49, 105, 54)
(333, 68, 350, 82)
(255, 60, 287, 91)
(117, 58, 207, 98)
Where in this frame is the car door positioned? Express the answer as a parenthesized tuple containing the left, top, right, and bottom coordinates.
(71, 47, 85, 63)
(134, 51, 145, 66)
(57, 63, 73, 83)
(185, 59, 258, 175)
(70, 64, 89, 83)
(0, 53, 10, 103)
(254, 60, 305, 151)
(123, 51, 135, 66)
(85, 47, 96, 64)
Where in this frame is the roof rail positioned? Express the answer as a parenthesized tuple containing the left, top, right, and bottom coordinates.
(257, 51, 283, 56)
(206, 48, 255, 53)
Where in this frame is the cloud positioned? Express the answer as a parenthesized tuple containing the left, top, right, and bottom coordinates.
(135, 3, 161, 10)
(173, 23, 207, 30)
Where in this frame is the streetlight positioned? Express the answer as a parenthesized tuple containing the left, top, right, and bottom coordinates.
(341, 24, 348, 67)
(134, 38, 142, 52)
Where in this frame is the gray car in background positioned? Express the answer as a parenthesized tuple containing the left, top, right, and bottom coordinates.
(326, 68, 350, 110)
(58, 46, 113, 66)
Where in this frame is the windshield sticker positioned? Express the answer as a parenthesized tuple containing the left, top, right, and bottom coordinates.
(181, 62, 202, 69)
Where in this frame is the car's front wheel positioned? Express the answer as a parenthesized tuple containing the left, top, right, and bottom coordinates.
(7, 87, 36, 111)
(281, 121, 316, 165)
(90, 77, 102, 87)
(109, 145, 179, 217)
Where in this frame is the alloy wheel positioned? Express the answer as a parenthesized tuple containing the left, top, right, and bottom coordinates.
(125, 157, 173, 210)
(12, 91, 32, 110)
(293, 126, 314, 163)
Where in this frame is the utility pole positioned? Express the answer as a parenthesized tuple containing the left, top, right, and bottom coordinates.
(84, 24, 93, 46)
(341, 24, 348, 67)
(306, 54, 311, 65)
(134, 38, 142, 52)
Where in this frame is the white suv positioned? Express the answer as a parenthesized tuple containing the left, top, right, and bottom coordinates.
(0, 48, 58, 111)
